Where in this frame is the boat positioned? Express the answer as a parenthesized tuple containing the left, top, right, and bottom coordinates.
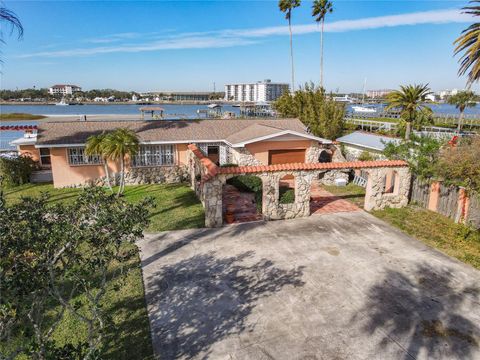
(352, 105, 377, 113)
(55, 99, 69, 106)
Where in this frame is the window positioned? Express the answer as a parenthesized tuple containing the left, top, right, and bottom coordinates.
(132, 145, 175, 167)
(39, 148, 51, 166)
(67, 147, 103, 166)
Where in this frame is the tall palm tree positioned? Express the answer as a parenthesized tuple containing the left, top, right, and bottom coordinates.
(312, 0, 333, 89)
(447, 90, 477, 132)
(0, 6, 23, 42)
(103, 128, 139, 195)
(454, 1, 480, 85)
(386, 84, 433, 140)
(85, 132, 113, 191)
(279, 0, 301, 92)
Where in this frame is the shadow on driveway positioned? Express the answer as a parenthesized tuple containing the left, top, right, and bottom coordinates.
(145, 251, 305, 359)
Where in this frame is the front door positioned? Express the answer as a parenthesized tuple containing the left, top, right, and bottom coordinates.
(207, 146, 220, 165)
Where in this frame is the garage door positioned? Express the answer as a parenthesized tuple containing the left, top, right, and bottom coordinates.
(268, 149, 306, 165)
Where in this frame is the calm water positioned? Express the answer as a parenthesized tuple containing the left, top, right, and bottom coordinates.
(1, 103, 479, 150)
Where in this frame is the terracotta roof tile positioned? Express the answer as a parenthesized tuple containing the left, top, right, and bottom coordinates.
(217, 160, 408, 175)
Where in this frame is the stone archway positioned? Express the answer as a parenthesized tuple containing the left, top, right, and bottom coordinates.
(223, 175, 263, 224)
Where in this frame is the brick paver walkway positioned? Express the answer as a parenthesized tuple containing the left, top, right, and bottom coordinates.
(222, 184, 263, 224)
(310, 182, 360, 215)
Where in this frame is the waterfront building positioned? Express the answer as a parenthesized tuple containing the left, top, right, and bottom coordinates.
(224, 80, 289, 102)
(141, 91, 220, 102)
(436, 89, 459, 100)
(366, 89, 394, 99)
(48, 84, 82, 96)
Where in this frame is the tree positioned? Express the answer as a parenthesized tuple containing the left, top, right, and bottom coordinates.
(386, 84, 433, 140)
(85, 132, 113, 191)
(383, 134, 443, 179)
(279, 0, 301, 92)
(436, 135, 480, 192)
(312, 0, 333, 89)
(103, 128, 139, 195)
(447, 90, 477, 132)
(0, 6, 23, 43)
(274, 83, 345, 139)
(0, 188, 153, 359)
(454, 1, 480, 85)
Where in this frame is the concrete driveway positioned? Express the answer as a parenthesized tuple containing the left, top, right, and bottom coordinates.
(138, 211, 480, 360)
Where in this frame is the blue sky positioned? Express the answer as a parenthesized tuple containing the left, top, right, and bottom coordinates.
(0, 1, 476, 92)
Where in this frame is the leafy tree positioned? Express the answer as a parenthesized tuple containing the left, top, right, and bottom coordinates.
(454, 1, 480, 85)
(0, 187, 153, 359)
(85, 132, 113, 191)
(436, 135, 480, 192)
(274, 83, 345, 139)
(447, 90, 477, 132)
(383, 134, 443, 179)
(312, 0, 333, 88)
(103, 128, 139, 195)
(278, 0, 301, 92)
(0, 155, 37, 187)
(386, 84, 433, 140)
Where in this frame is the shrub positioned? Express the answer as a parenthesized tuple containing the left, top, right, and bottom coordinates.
(279, 187, 295, 204)
(0, 155, 37, 187)
(220, 163, 239, 168)
(226, 176, 263, 211)
(358, 151, 376, 161)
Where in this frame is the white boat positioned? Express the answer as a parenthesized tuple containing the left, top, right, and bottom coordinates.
(352, 105, 377, 113)
(55, 99, 69, 106)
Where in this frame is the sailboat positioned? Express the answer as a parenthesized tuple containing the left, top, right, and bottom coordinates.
(352, 78, 377, 114)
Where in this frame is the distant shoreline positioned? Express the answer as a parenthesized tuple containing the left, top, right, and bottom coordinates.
(0, 100, 228, 106)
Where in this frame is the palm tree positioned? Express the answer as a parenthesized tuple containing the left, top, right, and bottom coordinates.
(447, 90, 477, 132)
(279, 0, 301, 92)
(312, 0, 333, 89)
(454, 1, 480, 85)
(386, 84, 433, 140)
(85, 132, 113, 191)
(103, 128, 139, 195)
(0, 6, 23, 42)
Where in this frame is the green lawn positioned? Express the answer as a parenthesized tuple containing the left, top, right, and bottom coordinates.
(0, 112, 47, 120)
(2, 183, 204, 359)
(322, 183, 480, 270)
(3, 183, 205, 232)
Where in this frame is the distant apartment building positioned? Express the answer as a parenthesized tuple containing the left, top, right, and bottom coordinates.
(436, 89, 459, 100)
(366, 89, 394, 98)
(48, 84, 82, 96)
(224, 80, 289, 102)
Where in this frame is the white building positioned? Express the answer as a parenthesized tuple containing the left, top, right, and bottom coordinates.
(48, 84, 82, 96)
(366, 89, 394, 98)
(436, 89, 459, 100)
(224, 80, 289, 102)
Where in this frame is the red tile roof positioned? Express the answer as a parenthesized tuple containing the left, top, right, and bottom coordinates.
(218, 160, 408, 175)
(188, 144, 408, 179)
(188, 144, 219, 180)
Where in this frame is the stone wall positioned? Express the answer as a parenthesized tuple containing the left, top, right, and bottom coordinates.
(364, 167, 411, 211)
(229, 147, 263, 166)
(124, 165, 189, 184)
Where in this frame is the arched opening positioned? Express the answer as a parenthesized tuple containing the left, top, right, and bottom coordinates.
(223, 175, 263, 224)
(318, 150, 332, 163)
(279, 175, 295, 204)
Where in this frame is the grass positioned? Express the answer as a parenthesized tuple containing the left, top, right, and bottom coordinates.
(322, 183, 480, 270)
(3, 183, 205, 232)
(372, 206, 480, 270)
(2, 183, 205, 359)
(323, 183, 366, 208)
(0, 113, 47, 121)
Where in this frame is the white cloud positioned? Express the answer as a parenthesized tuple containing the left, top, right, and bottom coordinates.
(18, 8, 473, 58)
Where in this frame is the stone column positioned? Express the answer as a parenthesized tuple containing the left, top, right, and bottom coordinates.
(364, 167, 411, 211)
(262, 173, 279, 220)
(204, 178, 224, 228)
